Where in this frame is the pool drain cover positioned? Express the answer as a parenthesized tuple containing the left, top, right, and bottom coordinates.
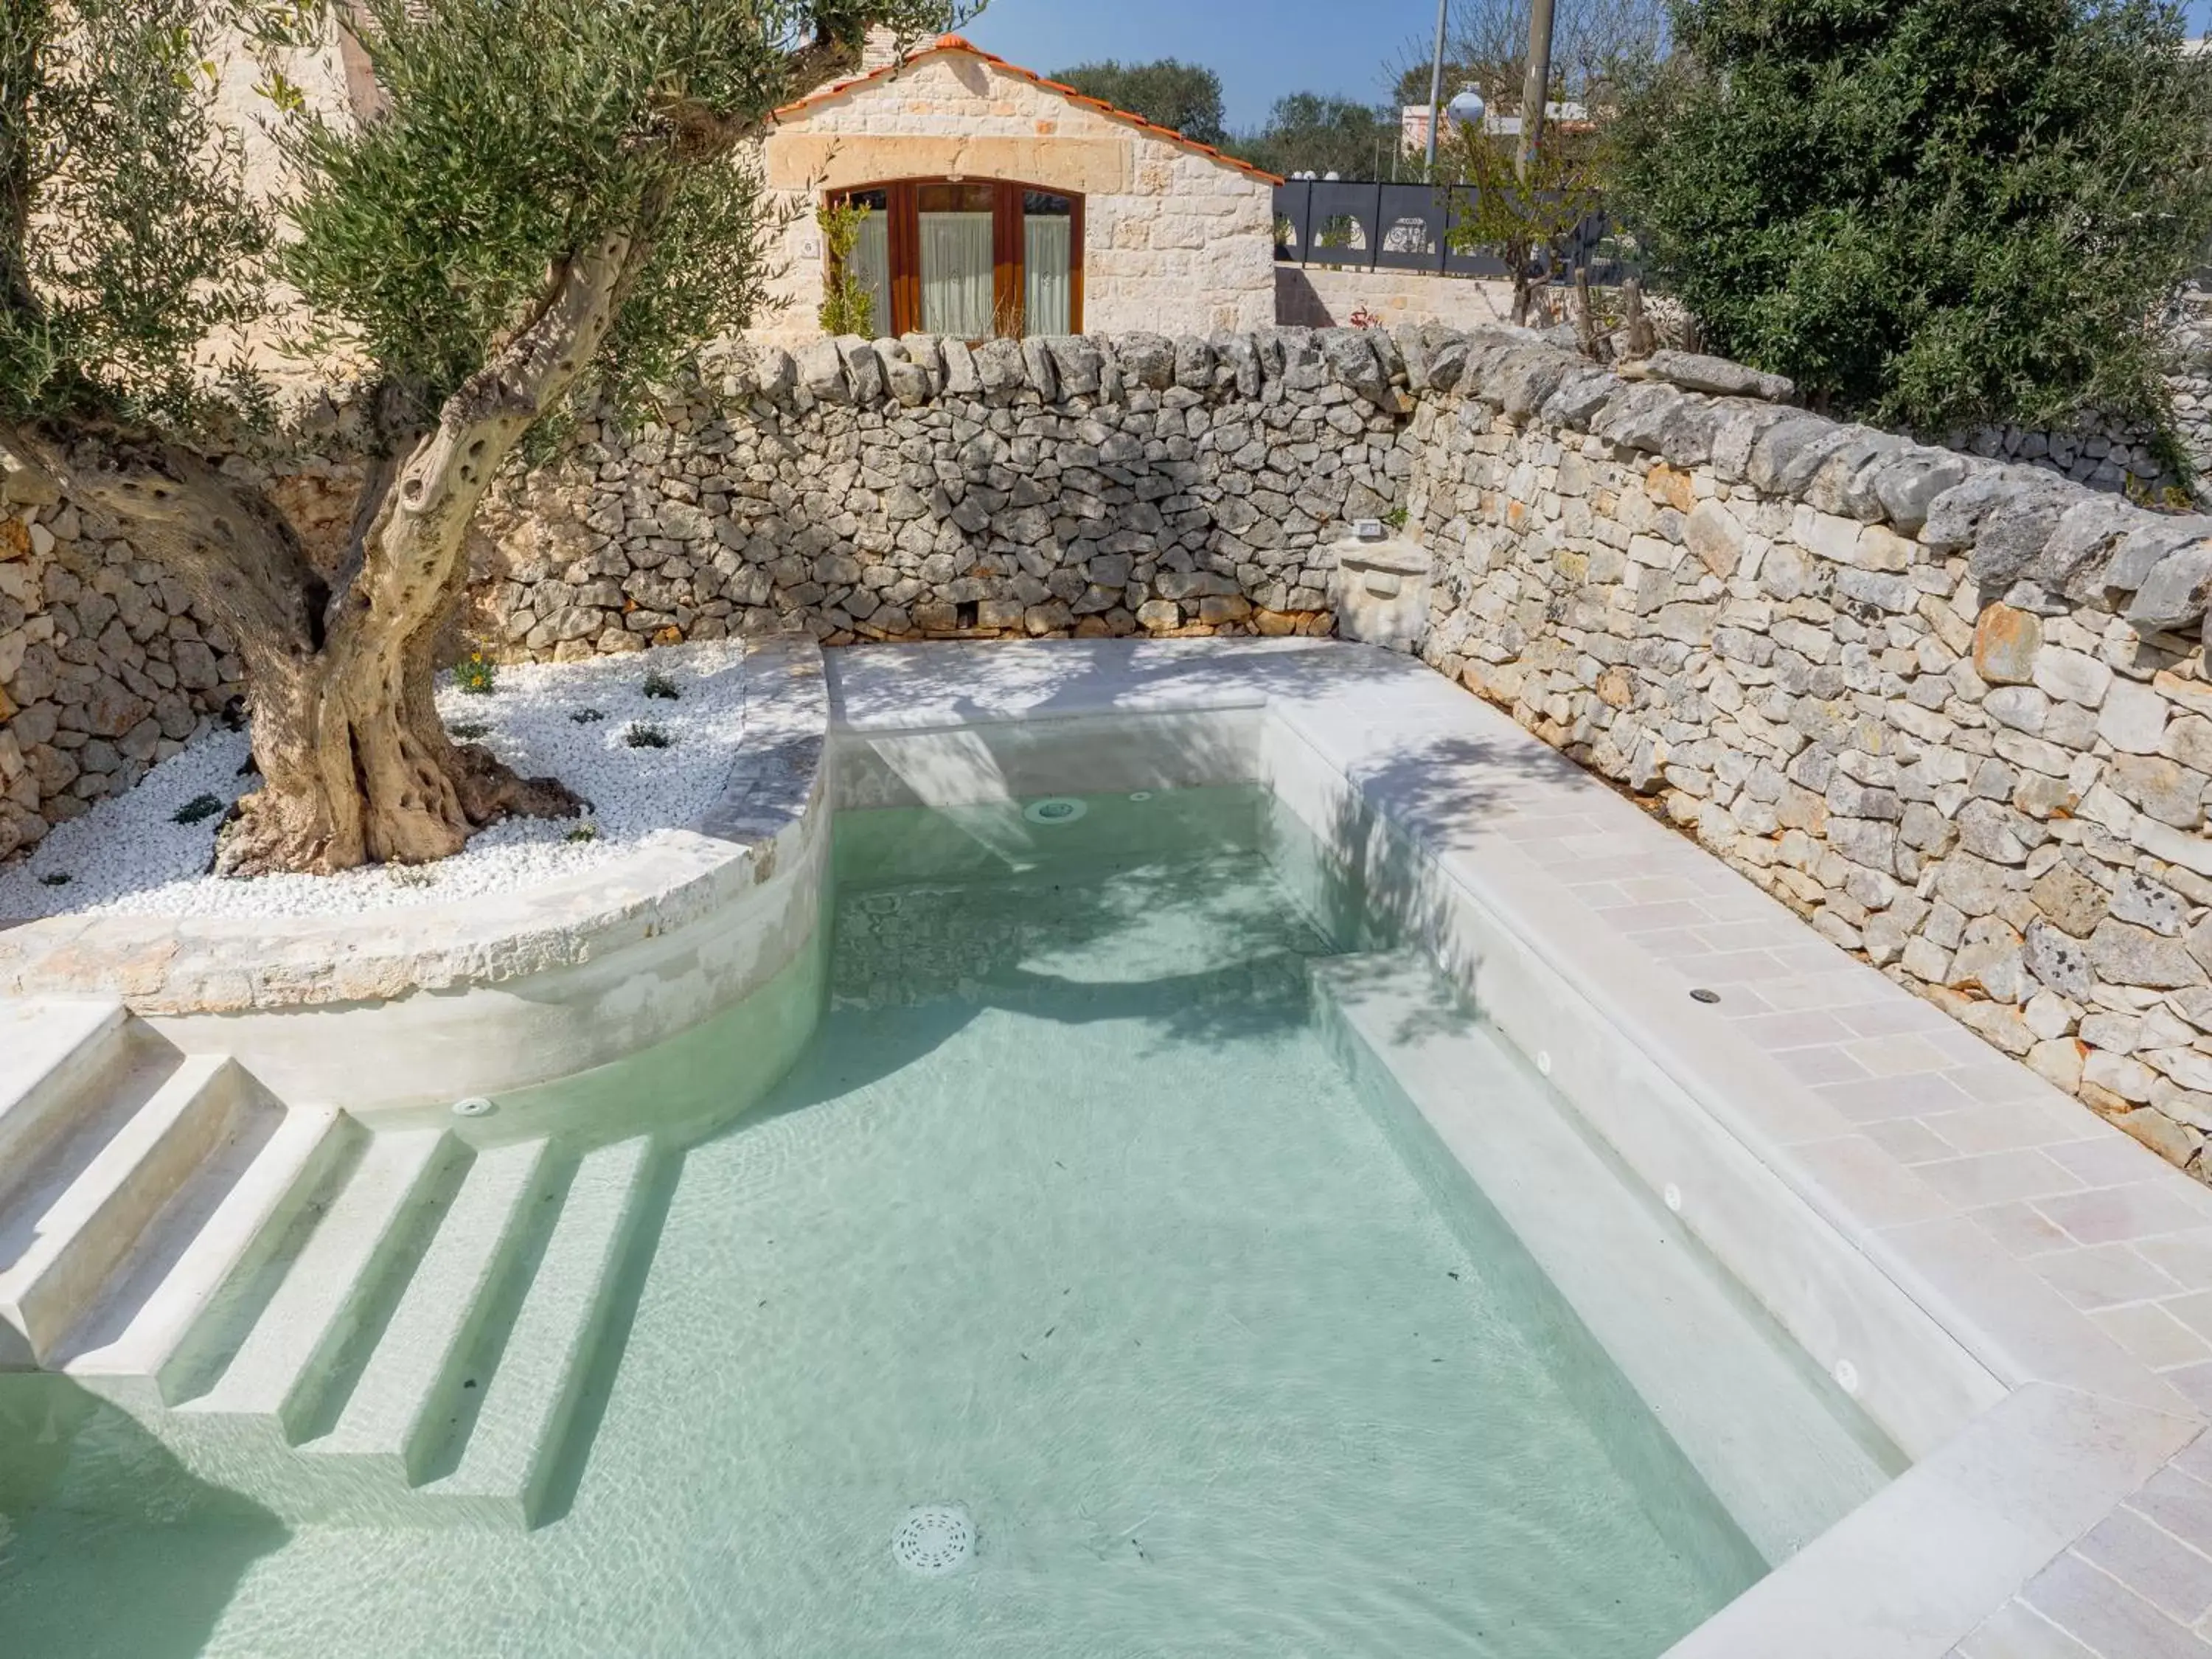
(1023, 797, 1087, 825)
(892, 1503, 975, 1576)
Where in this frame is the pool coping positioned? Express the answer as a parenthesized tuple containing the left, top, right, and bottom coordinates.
(827, 636, 2212, 1659)
(0, 633, 827, 1017)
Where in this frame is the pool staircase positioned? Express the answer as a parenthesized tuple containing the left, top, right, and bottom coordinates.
(0, 997, 658, 1528)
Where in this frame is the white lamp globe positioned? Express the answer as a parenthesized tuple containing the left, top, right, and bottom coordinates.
(1447, 88, 1486, 123)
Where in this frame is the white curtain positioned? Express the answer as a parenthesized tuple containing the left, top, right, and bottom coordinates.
(849, 212, 891, 340)
(1024, 216, 1072, 336)
(920, 211, 994, 338)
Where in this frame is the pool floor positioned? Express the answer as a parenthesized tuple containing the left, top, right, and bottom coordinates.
(0, 818, 1758, 1656)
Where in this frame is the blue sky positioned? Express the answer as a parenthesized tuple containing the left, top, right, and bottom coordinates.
(964, 0, 2212, 133)
(964, 0, 1447, 133)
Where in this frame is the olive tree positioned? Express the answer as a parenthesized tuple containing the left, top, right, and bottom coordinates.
(1, 0, 956, 877)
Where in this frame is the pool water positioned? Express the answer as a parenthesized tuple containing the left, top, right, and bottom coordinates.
(0, 790, 1781, 1657)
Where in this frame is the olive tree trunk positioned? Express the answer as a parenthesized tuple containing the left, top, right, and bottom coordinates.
(2, 233, 633, 876)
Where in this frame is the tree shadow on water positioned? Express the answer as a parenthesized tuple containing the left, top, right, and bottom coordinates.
(0, 1375, 287, 1658)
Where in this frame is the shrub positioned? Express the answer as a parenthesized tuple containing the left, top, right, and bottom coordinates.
(565, 823, 599, 843)
(626, 722, 673, 748)
(454, 652, 498, 696)
(1613, 0, 2212, 434)
(172, 794, 226, 826)
(571, 707, 605, 724)
(817, 199, 876, 339)
(641, 669, 681, 700)
(38, 872, 69, 887)
(448, 721, 488, 741)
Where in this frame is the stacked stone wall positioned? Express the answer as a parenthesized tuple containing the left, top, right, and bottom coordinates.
(465, 330, 1407, 657)
(1404, 329, 2212, 1177)
(24, 313, 2212, 1189)
(0, 490, 251, 863)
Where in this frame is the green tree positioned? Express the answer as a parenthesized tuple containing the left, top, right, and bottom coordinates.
(1441, 122, 1609, 323)
(0, 0, 956, 876)
(1614, 0, 2212, 433)
(1237, 92, 1394, 179)
(1050, 58, 1225, 146)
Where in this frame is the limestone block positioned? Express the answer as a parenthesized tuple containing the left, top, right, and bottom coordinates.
(2090, 918, 2208, 988)
(2032, 647, 2113, 707)
(1972, 603, 2042, 684)
(2098, 679, 2169, 754)
(1327, 532, 1430, 654)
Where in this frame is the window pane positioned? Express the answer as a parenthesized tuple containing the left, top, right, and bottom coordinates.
(919, 209, 994, 338)
(1024, 215, 1072, 336)
(917, 182, 994, 215)
(1023, 190, 1074, 218)
(848, 210, 891, 340)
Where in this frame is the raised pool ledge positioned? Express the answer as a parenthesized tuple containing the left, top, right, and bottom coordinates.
(0, 634, 830, 1110)
(827, 637, 2212, 1659)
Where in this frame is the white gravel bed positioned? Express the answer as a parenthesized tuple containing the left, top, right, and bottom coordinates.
(0, 641, 747, 921)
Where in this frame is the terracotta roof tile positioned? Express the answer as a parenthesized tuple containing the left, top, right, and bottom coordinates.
(773, 35, 1285, 187)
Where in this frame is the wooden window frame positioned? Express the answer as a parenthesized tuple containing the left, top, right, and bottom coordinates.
(830, 177, 1084, 341)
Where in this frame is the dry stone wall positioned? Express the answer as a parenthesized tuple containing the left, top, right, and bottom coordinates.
(0, 487, 250, 863)
(467, 330, 1409, 655)
(1402, 327, 2212, 1178)
(21, 310, 2212, 1188)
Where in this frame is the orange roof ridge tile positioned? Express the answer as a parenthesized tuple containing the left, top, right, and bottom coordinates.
(773, 37, 1284, 186)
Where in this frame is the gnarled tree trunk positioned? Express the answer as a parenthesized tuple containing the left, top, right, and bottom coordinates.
(1, 233, 635, 876)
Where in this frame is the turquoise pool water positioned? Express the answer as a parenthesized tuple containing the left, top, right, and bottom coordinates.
(0, 790, 1783, 1656)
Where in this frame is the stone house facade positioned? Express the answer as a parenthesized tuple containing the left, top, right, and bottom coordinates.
(751, 35, 1279, 347)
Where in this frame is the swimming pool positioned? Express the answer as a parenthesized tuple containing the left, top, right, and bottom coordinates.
(0, 783, 1895, 1656)
(0, 637, 2197, 1658)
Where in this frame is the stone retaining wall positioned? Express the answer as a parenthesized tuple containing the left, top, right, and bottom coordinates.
(1402, 329, 2212, 1177)
(465, 330, 1409, 658)
(0, 488, 251, 863)
(21, 313, 2212, 1187)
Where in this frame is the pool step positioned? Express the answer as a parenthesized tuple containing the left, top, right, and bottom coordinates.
(0, 996, 658, 1528)
(0, 998, 133, 1183)
(178, 1127, 456, 1439)
(0, 1051, 264, 1368)
(302, 1138, 551, 1484)
(428, 1135, 655, 1526)
(58, 1102, 352, 1401)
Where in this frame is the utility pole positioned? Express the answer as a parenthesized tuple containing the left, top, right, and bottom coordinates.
(1517, 0, 1557, 181)
(1424, 0, 1448, 180)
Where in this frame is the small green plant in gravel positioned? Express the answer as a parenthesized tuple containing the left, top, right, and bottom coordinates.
(448, 721, 489, 740)
(571, 707, 605, 724)
(454, 652, 498, 696)
(625, 721, 673, 749)
(641, 669, 680, 700)
(172, 794, 226, 826)
(565, 823, 600, 843)
(38, 872, 69, 887)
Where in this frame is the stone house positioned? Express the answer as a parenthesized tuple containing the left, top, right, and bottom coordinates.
(751, 35, 1281, 347)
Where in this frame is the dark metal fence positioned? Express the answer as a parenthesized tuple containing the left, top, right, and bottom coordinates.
(1272, 178, 1631, 285)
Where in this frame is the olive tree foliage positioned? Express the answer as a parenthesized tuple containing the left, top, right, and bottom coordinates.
(1441, 123, 1609, 324)
(0, 0, 279, 434)
(1, 0, 961, 877)
(1613, 0, 2212, 434)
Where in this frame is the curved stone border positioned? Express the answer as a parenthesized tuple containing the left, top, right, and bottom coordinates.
(0, 632, 827, 1014)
